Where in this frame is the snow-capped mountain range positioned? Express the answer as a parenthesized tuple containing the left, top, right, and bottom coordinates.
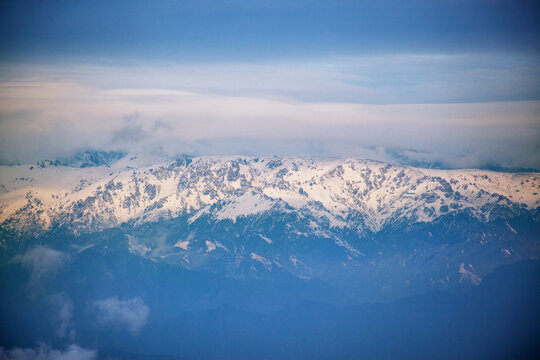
(1, 153, 538, 234)
(1, 152, 539, 298)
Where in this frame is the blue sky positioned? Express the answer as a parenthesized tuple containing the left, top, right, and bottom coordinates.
(0, 0, 539, 168)
(1, 0, 539, 62)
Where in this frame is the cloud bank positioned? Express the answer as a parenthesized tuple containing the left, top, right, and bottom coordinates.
(93, 296, 149, 335)
(0, 344, 96, 360)
(0, 56, 539, 169)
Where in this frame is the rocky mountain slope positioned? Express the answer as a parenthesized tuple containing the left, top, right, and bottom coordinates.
(1, 154, 538, 233)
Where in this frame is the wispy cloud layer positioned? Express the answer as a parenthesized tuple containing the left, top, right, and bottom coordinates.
(0, 56, 539, 169)
(2, 53, 538, 103)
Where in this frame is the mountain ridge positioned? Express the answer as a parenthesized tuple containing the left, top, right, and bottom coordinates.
(1, 155, 538, 236)
(1, 155, 539, 296)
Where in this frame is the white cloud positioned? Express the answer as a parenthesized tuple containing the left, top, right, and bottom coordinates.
(11, 247, 68, 286)
(92, 296, 149, 335)
(0, 343, 96, 360)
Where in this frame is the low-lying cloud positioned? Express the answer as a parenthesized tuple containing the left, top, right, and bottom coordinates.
(0, 343, 96, 360)
(92, 296, 149, 335)
(11, 247, 68, 286)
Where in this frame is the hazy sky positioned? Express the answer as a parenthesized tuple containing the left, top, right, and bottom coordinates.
(0, 0, 539, 168)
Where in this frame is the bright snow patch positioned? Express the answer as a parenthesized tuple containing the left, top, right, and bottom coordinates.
(251, 252, 272, 266)
(459, 263, 481, 285)
(174, 240, 189, 250)
(205, 241, 216, 252)
(505, 221, 518, 234)
(215, 193, 275, 222)
(259, 234, 273, 244)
